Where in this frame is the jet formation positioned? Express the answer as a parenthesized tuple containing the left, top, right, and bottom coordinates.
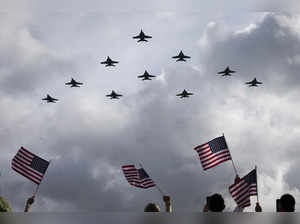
(65, 78, 83, 87)
(43, 29, 263, 103)
(42, 94, 59, 103)
(176, 89, 194, 98)
(101, 56, 119, 67)
(133, 30, 152, 42)
(106, 90, 123, 99)
(218, 66, 236, 76)
(172, 51, 191, 62)
(137, 70, 156, 80)
(245, 78, 263, 87)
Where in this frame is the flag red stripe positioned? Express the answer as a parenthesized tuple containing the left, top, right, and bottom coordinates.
(201, 150, 230, 161)
(18, 151, 33, 161)
(12, 162, 42, 184)
(12, 158, 43, 178)
(12, 160, 43, 180)
(194, 142, 208, 149)
(20, 147, 35, 157)
(202, 154, 231, 168)
(14, 155, 31, 166)
(196, 145, 210, 152)
(12, 167, 40, 185)
(203, 157, 231, 170)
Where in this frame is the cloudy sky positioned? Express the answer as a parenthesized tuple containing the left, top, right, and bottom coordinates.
(1, 1, 300, 212)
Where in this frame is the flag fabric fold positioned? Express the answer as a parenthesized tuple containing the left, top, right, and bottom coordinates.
(11, 147, 50, 185)
(229, 168, 258, 208)
(194, 136, 232, 170)
(122, 164, 156, 189)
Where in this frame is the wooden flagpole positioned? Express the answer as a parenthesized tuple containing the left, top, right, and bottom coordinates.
(223, 133, 238, 176)
(139, 163, 165, 196)
(255, 165, 259, 203)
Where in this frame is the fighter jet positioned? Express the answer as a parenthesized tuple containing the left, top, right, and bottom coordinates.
(65, 78, 83, 87)
(176, 89, 193, 98)
(172, 51, 191, 62)
(133, 29, 152, 42)
(137, 70, 156, 80)
(218, 66, 236, 76)
(42, 94, 59, 103)
(100, 56, 119, 67)
(245, 78, 263, 87)
(106, 90, 123, 99)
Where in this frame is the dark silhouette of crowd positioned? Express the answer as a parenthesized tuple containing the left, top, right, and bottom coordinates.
(143, 193, 296, 212)
(0, 193, 296, 212)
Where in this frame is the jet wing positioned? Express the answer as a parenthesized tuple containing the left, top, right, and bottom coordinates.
(144, 35, 152, 38)
(172, 55, 180, 59)
(183, 55, 191, 58)
(245, 81, 252, 84)
(138, 75, 145, 78)
(218, 71, 226, 74)
(256, 81, 262, 84)
(65, 82, 72, 85)
(111, 60, 119, 64)
(133, 35, 140, 39)
(101, 61, 108, 64)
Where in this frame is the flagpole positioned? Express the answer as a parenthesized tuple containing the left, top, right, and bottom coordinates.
(255, 165, 259, 203)
(33, 160, 51, 197)
(139, 163, 165, 196)
(223, 133, 238, 176)
(0, 172, 2, 196)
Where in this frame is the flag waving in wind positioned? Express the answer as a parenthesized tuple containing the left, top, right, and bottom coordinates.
(194, 136, 232, 170)
(11, 147, 49, 185)
(229, 168, 258, 208)
(122, 165, 156, 189)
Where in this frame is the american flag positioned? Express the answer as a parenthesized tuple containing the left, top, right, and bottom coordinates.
(122, 165, 156, 189)
(11, 147, 50, 185)
(229, 169, 257, 208)
(194, 136, 232, 170)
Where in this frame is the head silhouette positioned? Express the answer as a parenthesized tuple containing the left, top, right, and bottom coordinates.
(279, 194, 295, 212)
(207, 194, 225, 212)
(144, 203, 160, 212)
(0, 197, 12, 212)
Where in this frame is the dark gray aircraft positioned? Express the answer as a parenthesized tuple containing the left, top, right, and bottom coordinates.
(245, 78, 263, 87)
(137, 70, 156, 80)
(42, 94, 59, 103)
(218, 66, 236, 76)
(176, 89, 193, 98)
(106, 90, 123, 99)
(172, 51, 191, 62)
(101, 56, 119, 67)
(65, 78, 83, 87)
(133, 30, 152, 42)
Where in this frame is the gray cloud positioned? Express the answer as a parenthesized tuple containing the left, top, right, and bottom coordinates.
(1, 2, 300, 213)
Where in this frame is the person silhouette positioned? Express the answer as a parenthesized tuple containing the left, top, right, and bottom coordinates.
(203, 193, 225, 212)
(278, 194, 295, 212)
(0, 196, 12, 212)
(144, 195, 172, 212)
